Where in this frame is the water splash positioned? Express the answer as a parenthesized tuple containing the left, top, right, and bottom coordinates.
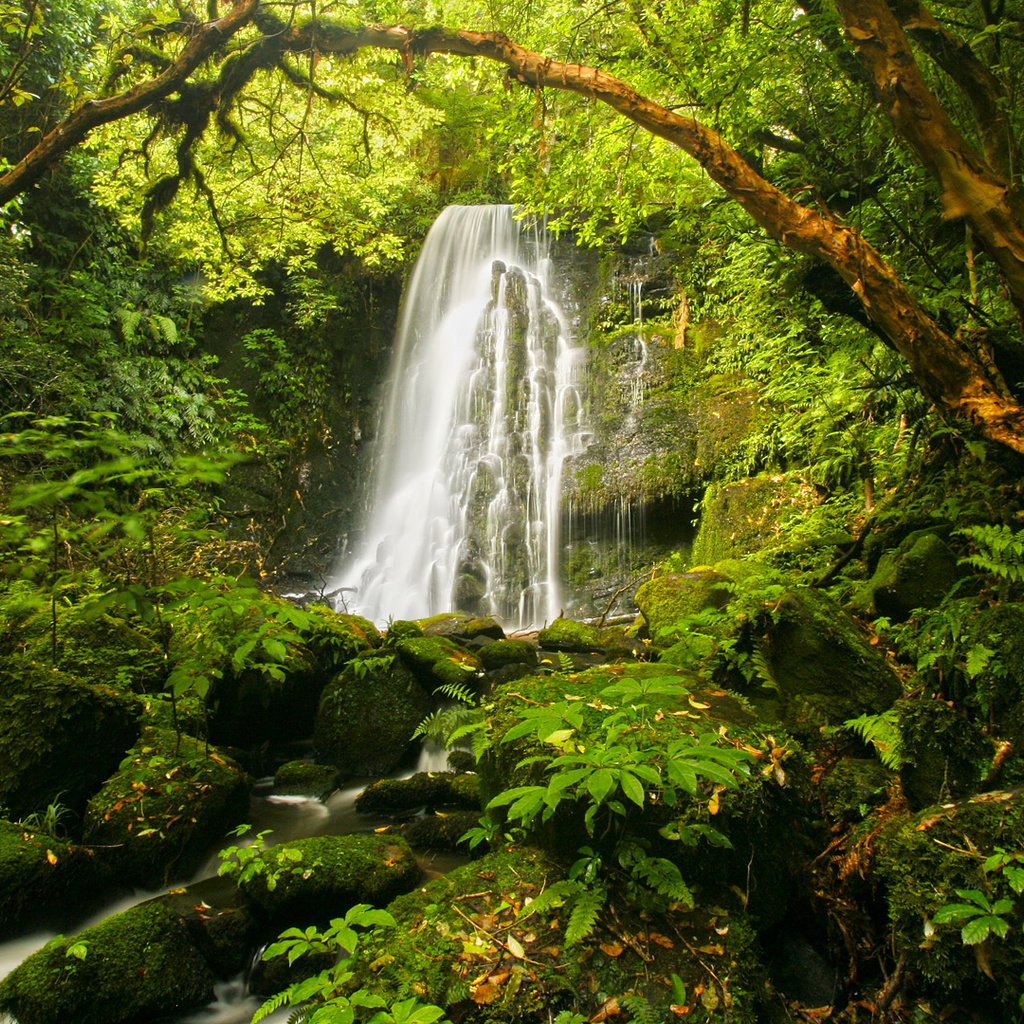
(335, 205, 587, 628)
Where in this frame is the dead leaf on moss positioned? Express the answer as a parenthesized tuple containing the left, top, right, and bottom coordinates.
(599, 941, 624, 957)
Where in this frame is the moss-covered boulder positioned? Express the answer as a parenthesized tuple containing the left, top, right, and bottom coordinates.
(402, 810, 481, 853)
(0, 899, 215, 1024)
(897, 696, 989, 810)
(691, 473, 819, 565)
(355, 772, 481, 815)
(756, 585, 902, 729)
(274, 759, 338, 799)
(82, 729, 250, 885)
(208, 601, 377, 748)
(478, 638, 538, 672)
(350, 845, 771, 1022)
(0, 820, 120, 939)
(0, 661, 141, 820)
(239, 832, 421, 924)
(852, 529, 963, 620)
(314, 650, 434, 777)
(874, 789, 1024, 1016)
(536, 617, 641, 658)
(818, 757, 893, 826)
(634, 567, 734, 642)
(395, 635, 483, 692)
(417, 613, 505, 643)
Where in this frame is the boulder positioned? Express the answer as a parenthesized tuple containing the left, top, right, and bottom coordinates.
(478, 638, 538, 672)
(0, 661, 141, 820)
(273, 759, 338, 800)
(355, 772, 481, 815)
(395, 635, 483, 692)
(208, 601, 378, 748)
(83, 729, 250, 885)
(0, 899, 214, 1024)
(0, 820, 120, 939)
(314, 650, 434, 777)
(417, 613, 505, 643)
(238, 832, 421, 925)
(852, 529, 963, 620)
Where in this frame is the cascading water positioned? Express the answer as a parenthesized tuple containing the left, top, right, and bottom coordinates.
(335, 205, 587, 629)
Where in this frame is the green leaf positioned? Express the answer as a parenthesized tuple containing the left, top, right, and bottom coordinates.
(620, 771, 645, 807)
(587, 769, 615, 804)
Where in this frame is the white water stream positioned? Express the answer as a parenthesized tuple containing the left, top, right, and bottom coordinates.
(334, 205, 588, 629)
(0, 747, 457, 1023)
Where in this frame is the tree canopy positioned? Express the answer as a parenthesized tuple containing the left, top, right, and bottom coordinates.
(1, 0, 1023, 453)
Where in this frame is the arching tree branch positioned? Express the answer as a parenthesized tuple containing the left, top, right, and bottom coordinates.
(0, 0, 261, 207)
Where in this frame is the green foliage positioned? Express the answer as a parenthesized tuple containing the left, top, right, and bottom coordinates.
(843, 710, 904, 770)
(252, 903, 450, 1024)
(14, 796, 73, 839)
(477, 674, 753, 911)
(957, 524, 1024, 598)
(217, 825, 318, 893)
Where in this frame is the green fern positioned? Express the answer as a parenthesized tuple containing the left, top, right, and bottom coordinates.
(116, 308, 143, 342)
(620, 995, 662, 1024)
(566, 885, 606, 945)
(412, 704, 481, 746)
(556, 651, 574, 672)
(432, 680, 476, 705)
(958, 524, 1024, 589)
(844, 709, 903, 769)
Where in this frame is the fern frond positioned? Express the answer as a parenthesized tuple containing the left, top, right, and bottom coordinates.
(432, 680, 477, 705)
(151, 314, 178, 347)
(565, 885, 606, 945)
(519, 878, 583, 920)
(844, 709, 903, 769)
(252, 986, 298, 1024)
(749, 637, 778, 690)
(117, 308, 143, 342)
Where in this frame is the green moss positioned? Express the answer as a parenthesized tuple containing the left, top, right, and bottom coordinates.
(478, 639, 538, 671)
(387, 619, 425, 641)
(0, 899, 214, 1024)
(692, 474, 818, 565)
(82, 729, 250, 885)
(634, 568, 733, 643)
(819, 757, 893, 825)
(395, 635, 483, 691)
(876, 791, 1024, 1015)
(273, 760, 338, 799)
(355, 772, 481, 815)
(0, 660, 141, 820)
(240, 833, 421, 923)
(351, 845, 771, 1022)
(0, 820, 118, 939)
(536, 618, 637, 656)
(313, 651, 434, 777)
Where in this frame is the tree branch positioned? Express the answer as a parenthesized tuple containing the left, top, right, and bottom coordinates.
(0, 0, 261, 207)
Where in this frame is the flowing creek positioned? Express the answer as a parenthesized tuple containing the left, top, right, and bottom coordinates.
(0, 746, 461, 1024)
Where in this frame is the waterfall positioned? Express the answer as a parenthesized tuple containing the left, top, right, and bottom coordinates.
(335, 205, 587, 628)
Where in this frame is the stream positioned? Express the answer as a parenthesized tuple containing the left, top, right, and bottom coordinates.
(0, 746, 462, 1024)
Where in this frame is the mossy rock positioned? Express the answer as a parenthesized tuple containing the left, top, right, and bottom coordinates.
(634, 568, 734, 642)
(386, 619, 425, 641)
(875, 789, 1024, 1016)
(692, 377, 762, 473)
(52, 610, 167, 692)
(756, 585, 902, 729)
(350, 845, 771, 1022)
(82, 729, 250, 886)
(355, 772, 481, 815)
(402, 810, 481, 853)
(0, 899, 215, 1024)
(207, 600, 376, 749)
(851, 529, 963, 620)
(273, 759, 338, 799)
(536, 617, 640, 658)
(0, 820, 121, 939)
(478, 638, 538, 671)
(313, 650, 434, 777)
(239, 833, 421, 924)
(692, 473, 819, 565)
(897, 696, 989, 810)
(0, 660, 141, 820)
(395, 635, 484, 692)
(417, 613, 505, 643)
